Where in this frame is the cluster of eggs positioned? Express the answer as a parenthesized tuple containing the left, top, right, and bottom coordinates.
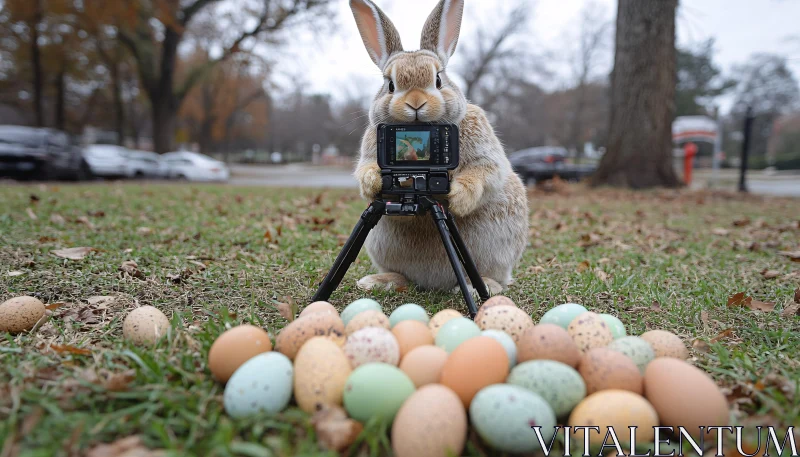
(207, 297, 730, 456)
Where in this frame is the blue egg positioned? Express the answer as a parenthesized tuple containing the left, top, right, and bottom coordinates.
(389, 303, 430, 327)
(539, 303, 588, 329)
(341, 298, 382, 326)
(224, 352, 293, 418)
(599, 314, 627, 339)
(435, 317, 481, 353)
(481, 329, 518, 369)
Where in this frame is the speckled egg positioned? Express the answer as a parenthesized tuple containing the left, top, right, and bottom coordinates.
(428, 309, 462, 338)
(540, 303, 588, 329)
(480, 329, 517, 369)
(440, 337, 509, 407)
(470, 384, 557, 454)
(392, 384, 467, 457)
(299, 301, 338, 318)
(567, 312, 614, 353)
(0, 296, 45, 333)
(569, 390, 658, 449)
(293, 337, 351, 413)
(476, 305, 534, 343)
(340, 298, 382, 326)
(223, 352, 293, 418)
(344, 310, 390, 335)
(208, 324, 273, 383)
(275, 311, 345, 360)
(517, 324, 582, 368)
(599, 314, 627, 339)
(507, 360, 586, 418)
(122, 306, 171, 346)
(389, 303, 429, 327)
(640, 330, 689, 359)
(343, 327, 400, 368)
(579, 348, 643, 395)
(392, 320, 434, 358)
(399, 345, 448, 387)
(435, 317, 481, 353)
(343, 363, 415, 423)
(644, 358, 729, 436)
(607, 336, 656, 374)
(474, 295, 517, 322)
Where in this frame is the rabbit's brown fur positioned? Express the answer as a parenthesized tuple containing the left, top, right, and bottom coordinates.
(350, 0, 529, 291)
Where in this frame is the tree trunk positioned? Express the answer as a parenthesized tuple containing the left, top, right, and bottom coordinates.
(111, 63, 126, 146)
(30, 12, 44, 127)
(151, 96, 176, 154)
(591, 0, 682, 188)
(55, 70, 66, 131)
(148, 28, 181, 153)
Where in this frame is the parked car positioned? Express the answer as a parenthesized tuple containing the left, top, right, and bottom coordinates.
(83, 144, 129, 178)
(0, 125, 92, 180)
(508, 146, 568, 171)
(161, 151, 229, 182)
(125, 149, 166, 179)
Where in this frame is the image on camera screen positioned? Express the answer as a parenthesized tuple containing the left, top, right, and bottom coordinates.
(395, 131, 430, 161)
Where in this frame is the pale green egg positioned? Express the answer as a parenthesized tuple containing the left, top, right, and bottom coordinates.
(540, 303, 588, 329)
(607, 336, 656, 373)
(389, 303, 429, 327)
(223, 352, 293, 418)
(343, 363, 415, 423)
(507, 360, 585, 418)
(435, 317, 481, 353)
(341, 298, 382, 326)
(599, 314, 627, 339)
(481, 329, 517, 369)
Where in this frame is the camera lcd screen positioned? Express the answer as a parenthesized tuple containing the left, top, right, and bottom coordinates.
(394, 131, 431, 162)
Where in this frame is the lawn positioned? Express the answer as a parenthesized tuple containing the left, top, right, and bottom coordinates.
(1, 182, 798, 456)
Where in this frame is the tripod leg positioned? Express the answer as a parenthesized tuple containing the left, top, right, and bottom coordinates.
(312, 200, 385, 302)
(429, 206, 479, 319)
(444, 216, 490, 302)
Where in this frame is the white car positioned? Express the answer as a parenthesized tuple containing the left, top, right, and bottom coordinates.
(161, 151, 229, 182)
(83, 144, 129, 178)
(125, 150, 166, 179)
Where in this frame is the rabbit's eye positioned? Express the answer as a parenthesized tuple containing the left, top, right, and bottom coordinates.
(388, 80, 395, 93)
(436, 74, 443, 89)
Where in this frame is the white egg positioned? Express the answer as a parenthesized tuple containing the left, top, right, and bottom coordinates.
(224, 352, 294, 418)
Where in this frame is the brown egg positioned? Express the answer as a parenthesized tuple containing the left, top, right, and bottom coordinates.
(400, 345, 449, 387)
(640, 330, 688, 359)
(440, 336, 509, 407)
(344, 310, 390, 335)
(0, 296, 45, 333)
(429, 309, 462, 338)
(579, 348, 643, 395)
(299, 301, 338, 318)
(567, 312, 614, 353)
(294, 337, 351, 413)
(517, 324, 581, 367)
(392, 384, 467, 457)
(569, 390, 658, 449)
(644, 358, 729, 436)
(122, 306, 171, 346)
(392, 320, 434, 358)
(208, 325, 272, 383)
(275, 311, 345, 360)
(474, 295, 517, 322)
(476, 305, 534, 344)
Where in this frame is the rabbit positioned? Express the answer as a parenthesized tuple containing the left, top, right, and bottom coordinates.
(349, 0, 529, 293)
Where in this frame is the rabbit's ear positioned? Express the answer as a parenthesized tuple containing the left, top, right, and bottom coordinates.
(420, 0, 464, 67)
(350, 0, 404, 70)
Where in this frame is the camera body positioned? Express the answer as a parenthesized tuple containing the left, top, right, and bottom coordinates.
(377, 124, 459, 196)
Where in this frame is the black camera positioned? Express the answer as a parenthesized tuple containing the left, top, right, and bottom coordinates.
(377, 124, 459, 195)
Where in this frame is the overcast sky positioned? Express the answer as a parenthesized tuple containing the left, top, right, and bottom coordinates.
(283, 0, 800, 114)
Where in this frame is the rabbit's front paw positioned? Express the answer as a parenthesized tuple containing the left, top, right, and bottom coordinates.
(355, 164, 383, 200)
(447, 181, 479, 217)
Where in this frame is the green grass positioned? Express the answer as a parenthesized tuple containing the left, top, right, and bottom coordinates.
(1, 182, 799, 456)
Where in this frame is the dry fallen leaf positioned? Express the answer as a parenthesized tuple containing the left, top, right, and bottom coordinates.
(577, 260, 591, 273)
(26, 207, 38, 220)
(52, 247, 95, 260)
(102, 369, 137, 392)
(778, 250, 800, 262)
(119, 261, 145, 279)
(711, 228, 730, 236)
(761, 269, 780, 279)
(311, 405, 363, 452)
(88, 296, 116, 306)
(45, 302, 68, 310)
(727, 292, 752, 308)
(7, 270, 24, 277)
(795, 287, 800, 304)
(49, 344, 92, 356)
(49, 213, 65, 225)
(579, 232, 602, 248)
(732, 217, 750, 227)
(275, 302, 295, 322)
(781, 303, 800, 318)
(85, 436, 166, 457)
(748, 300, 776, 312)
(710, 328, 734, 343)
(137, 227, 153, 236)
(75, 216, 96, 230)
(527, 265, 545, 274)
(692, 339, 711, 353)
(594, 268, 609, 282)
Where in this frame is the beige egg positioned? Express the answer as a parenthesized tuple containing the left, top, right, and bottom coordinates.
(400, 345, 449, 387)
(569, 390, 658, 449)
(294, 337, 351, 413)
(208, 325, 272, 383)
(474, 295, 517, 322)
(275, 311, 345, 360)
(343, 327, 400, 368)
(640, 330, 689, 359)
(517, 324, 582, 368)
(392, 384, 467, 457)
(299, 301, 338, 318)
(0, 296, 45, 333)
(579, 348, 643, 395)
(567, 312, 614, 353)
(344, 310, 390, 335)
(476, 305, 533, 343)
(122, 306, 171, 346)
(392, 320, 434, 358)
(429, 309, 462, 338)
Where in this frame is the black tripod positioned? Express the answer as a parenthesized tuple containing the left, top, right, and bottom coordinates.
(311, 195, 490, 319)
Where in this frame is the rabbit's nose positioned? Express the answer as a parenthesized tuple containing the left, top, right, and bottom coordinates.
(406, 100, 427, 111)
